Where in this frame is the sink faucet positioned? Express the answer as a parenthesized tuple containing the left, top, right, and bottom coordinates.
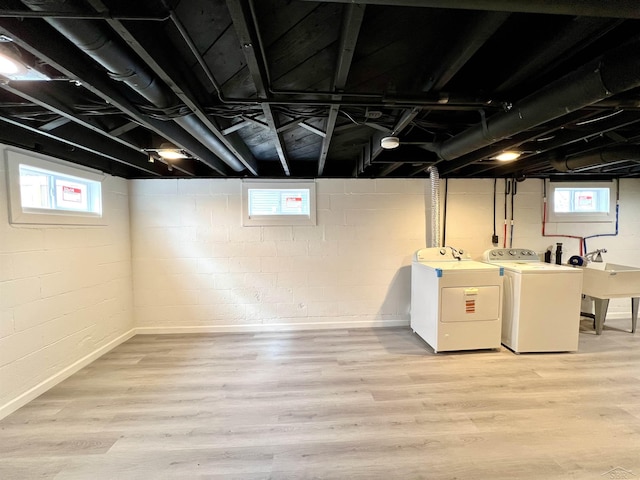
(584, 248, 607, 263)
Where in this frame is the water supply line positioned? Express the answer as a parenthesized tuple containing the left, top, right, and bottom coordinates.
(582, 179, 620, 253)
(509, 179, 517, 248)
(503, 179, 509, 248)
(492, 178, 499, 245)
(442, 178, 448, 247)
(541, 179, 584, 256)
(427, 166, 440, 247)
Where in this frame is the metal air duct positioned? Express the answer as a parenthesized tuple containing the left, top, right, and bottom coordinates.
(435, 38, 640, 164)
(21, 0, 247, 173)
(550, 146, 640, 172)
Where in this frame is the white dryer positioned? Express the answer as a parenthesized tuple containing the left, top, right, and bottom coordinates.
(483, 248, 583, 353)
(411, 247, 504, 353)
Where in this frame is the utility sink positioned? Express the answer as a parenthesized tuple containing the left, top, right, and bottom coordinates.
(581, 263, 640, 335)
(582, 263, 640, 298)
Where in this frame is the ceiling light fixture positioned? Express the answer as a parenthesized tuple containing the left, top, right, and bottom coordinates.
(0, 52, 20, 75)
(380, 136, 400, 149)
(143, 143, 189, 161)
(157, 149, 188, 160)
(0, 45, 50, 81)
(495, 151, 521, 161)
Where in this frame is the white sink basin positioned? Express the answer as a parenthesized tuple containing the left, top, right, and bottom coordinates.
(582, 263, 640, 298)
(581, 263, 640, 335)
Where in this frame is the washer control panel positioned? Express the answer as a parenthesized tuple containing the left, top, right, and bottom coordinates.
(483, 248, 539, 262)
(414, 246, 471, 262)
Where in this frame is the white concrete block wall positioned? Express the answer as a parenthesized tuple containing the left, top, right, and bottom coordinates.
(130, 178, 428, 332)
(442, 177, 640, 317)
(3, 153, 639, 418)
(0, 146, 134, 418)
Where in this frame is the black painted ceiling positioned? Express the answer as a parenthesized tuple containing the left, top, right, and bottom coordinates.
(1, 0, 640, 179)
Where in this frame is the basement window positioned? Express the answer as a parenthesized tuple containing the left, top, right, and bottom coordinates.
(6, 149, 104, 225)
(242, 180, 316, 226)
(547, 180, 613, 223)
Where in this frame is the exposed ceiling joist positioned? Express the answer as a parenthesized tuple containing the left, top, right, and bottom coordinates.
(0, 81, 146, 154)
(1, 1, 639, 179)
(302, 0, 640, 19)
(85, 0, 259, 176)
(0, 17, 227, 175)
(226, 0, 290, 176)
(318, 3, 365, 175)
(0, 114, 169, 176)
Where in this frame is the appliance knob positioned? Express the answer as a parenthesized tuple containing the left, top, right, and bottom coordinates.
(498, 251, 503, 256)
(439, 248, 446, 255)
(509, 250, 516, 255)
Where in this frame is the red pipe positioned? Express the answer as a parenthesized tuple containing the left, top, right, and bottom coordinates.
(542, 196, 584, 256)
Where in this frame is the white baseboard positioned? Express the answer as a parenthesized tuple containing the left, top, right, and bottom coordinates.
(0, 328, 136, 421)
(135, 318, 409, 335)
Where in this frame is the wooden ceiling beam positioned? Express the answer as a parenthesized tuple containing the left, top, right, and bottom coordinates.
(226, 0, 291, 175)
(318, 4, 366, 175)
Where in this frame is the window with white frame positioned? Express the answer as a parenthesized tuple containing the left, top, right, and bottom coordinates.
(6, 149, 104, 225)
(547, 180, 614, 223)
(242, 180, 316, 226)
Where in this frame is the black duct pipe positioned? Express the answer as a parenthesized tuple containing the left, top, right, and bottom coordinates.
(550, 146, 640, 172)
(21, 0, 247, 173)
(436, 38, 640, 162)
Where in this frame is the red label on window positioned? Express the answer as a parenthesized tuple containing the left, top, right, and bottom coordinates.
(285, 196, 302, 208)
(62, 186, 82, 202)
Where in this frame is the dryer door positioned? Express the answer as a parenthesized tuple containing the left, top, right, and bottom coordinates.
(440, 286, 500, 322)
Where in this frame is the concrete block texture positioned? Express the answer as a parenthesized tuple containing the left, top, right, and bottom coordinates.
(130, 178, 426, 331)
(0, 146, 134, 414)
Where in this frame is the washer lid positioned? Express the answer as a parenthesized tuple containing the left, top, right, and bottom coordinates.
(493, 261, 582, 273)
(416, 259, 502, 272)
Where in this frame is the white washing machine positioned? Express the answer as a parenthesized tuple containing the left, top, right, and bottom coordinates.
(483, 248, 584, 353)
(411, 247, 504, 353)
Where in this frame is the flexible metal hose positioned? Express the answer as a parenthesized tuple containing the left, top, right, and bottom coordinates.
(427, 166, 440, 247)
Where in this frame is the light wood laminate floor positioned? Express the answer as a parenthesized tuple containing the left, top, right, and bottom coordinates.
(2, 318, 640, 479)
